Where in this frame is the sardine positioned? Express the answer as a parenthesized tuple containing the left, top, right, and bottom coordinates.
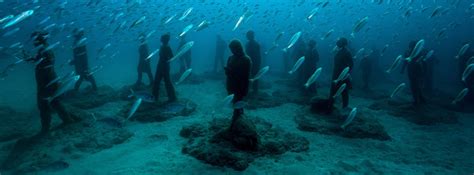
(455, 44, 470, 59)
(168, 41, 194, 63)
(250, 66, 269, 82)
(333, 67, 350, 84)
(304, 67, 322, 88)
(288, 56, 305, 74)
(145, 48, 159, 61)
(462, 64, 474, 82)
(283, 31, 301, 52)
(341, 107, 357, 129)
(3, 10, 34, 29)
(179, 24, 193, 37)
(386, 55, 402, 73)
(45, 75, 80, 103)
(333, 83, 347, 98)
(351, 16, 368, 38)
(127, 98, 143, 120)
(406, 39, 424, 62)
(390, 83, 406, 98)
(451, 88, 469, 104)
(179, 7, 193, 21)
(176, 68, 192, 85)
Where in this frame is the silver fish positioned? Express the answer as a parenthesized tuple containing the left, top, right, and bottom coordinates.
(452, 88, 469, 104)
(333, 67, 350, 84)
(288, 56, 305, 74)
(232, 14, 245, 31)
(195, 20, 210, 31)
(283, 31, 301, 52)
(406, 39, 424, 62)
(168, 41, 194, 63)
(341, 107, 357, 129)
(250, 66, 269, 82)
(3, 10, 34, 29)
(179, 24, 193, 37)
(351, 16, 368, 38)
(462, 64, 474, 82)
(386, 55, 402, 73)
(390, 83, 406, 98)
(127, 98, 143, 120)
(2, 27, 20, 37)
(333, 83, 347, 98)
(179, 7, 193, 21)
(455, 43, 470, 59)
(223, 94, 235, 107)
(45, 75, 80, 103)
(145, 48, 159, 61)
(304, 67, 322, 88)
(176, 68, 192, 85)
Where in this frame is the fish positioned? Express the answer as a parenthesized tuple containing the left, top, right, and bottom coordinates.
(128, 89, 154, 103)
(164, 14, 176, 24)
(455, 44, 470, 59)
(430, 6, 443, 18)
(341, 107, 357, 129)
(75, 37, 88, 47)
(423, 50, 434, 62)
(386, 55, 402, 73)
(232, 14, 245, 31)
(233, 101, 248, 109)
(462, 64, 474, 82)
(168, 41, 194, 63)
(320, 29, 334, 41)
(87, 65, 103, 76)
(283, 31, 301, 52)
(45, 76, 61, 88)
(145, 49, 159, 61)
(179, 24, 193, 37)
(2, 27, 20, 37)
(145, 30, 156, 39)
(351, 16, 368, 38)
(97, 43, 111, 54)
(176, 68, 192, 85)
(179, 7, 194, 21)
(451, 88, 469, 104)
(44, 41, 61, 52)
(45, 75, 80, 103)
(353, 48, 365, 60)
(333, 83, 347, 98)
(333, 67, 350, 84)
(390, 83, 406, 98)
(0, 15, 13, 24)
(3, 10, 34, 29)
(304, 67, 322, 88)
(127, 98, 143, 120)
(288, 56, 305, 74)
(250, 66, 269, 82)
(222, 94, 234, 108)
(195, 20, 210, 31)
(307, 7, 319, 21)
(406, 39, 425, 62)
(129, 16, 146, 29)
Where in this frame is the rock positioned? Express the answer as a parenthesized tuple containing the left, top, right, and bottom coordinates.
(310, 96, 333, 115)
(229, 117, 259, 150)
(0, 106, 37, 142)
(1, 106, 133, 173)
(246, 92, 285, 110)
(369, 99, 458, 125)
(62, 86, 119, 109)
(296, 107, 391, 141)
(121, 99, 197, 122)
(181, 116, 309, 171)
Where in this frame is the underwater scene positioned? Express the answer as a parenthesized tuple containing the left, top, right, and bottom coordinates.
(0, 0, 473, 174)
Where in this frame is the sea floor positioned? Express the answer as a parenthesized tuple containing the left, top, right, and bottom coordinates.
(0, 74, 473, 175)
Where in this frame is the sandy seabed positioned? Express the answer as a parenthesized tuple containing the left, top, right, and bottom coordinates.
(0, 75, 473, 175)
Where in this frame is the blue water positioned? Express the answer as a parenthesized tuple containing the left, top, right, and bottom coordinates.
(0, 0, 473, 174)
